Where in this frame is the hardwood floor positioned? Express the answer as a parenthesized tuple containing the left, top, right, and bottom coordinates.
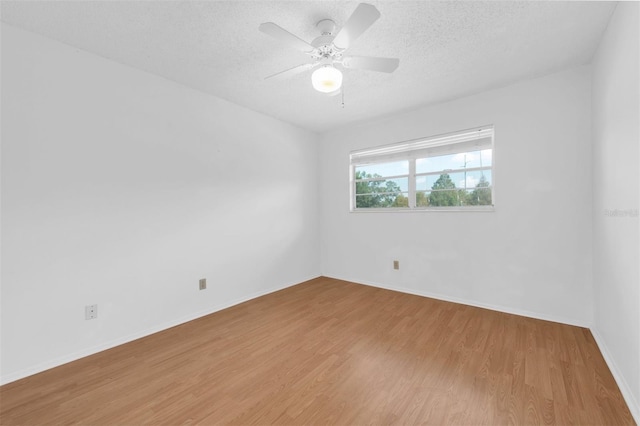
(0, 277, 635, 425)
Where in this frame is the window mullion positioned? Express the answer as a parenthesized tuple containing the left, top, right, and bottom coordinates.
(409, 159, 416, 209)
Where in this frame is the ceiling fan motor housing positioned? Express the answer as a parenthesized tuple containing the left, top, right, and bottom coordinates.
(311, 19, 344, 61)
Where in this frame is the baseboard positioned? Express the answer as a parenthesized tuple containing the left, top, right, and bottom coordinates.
(323, 274, 590, 328)
(590, 328, 640, 424)
(0, 274, 321, 386)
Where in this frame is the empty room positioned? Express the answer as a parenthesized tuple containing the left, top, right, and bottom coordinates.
(1, 1, 638, 424)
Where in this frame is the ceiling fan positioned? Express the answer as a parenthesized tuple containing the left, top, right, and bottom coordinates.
(259, 3, 399, 94)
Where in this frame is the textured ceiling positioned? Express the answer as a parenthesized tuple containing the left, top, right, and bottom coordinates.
(1, 1, 616, 133)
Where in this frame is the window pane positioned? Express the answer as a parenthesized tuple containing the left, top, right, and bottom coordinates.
(464, 186, 492, 206)
(416, 187, 492, 207)
(356, 192, 409, 208)
(448, 170, 491, 190)
(416, 149, 492, 174)
(426, 189, 464, 207)
(416, 153, 460, 174)
(480, 149, 492, 167)
(416, 170, 491, 191)
(416, 191, 430, 207)
(355, 177, 408, 195)
(355, 161, 408, 178)
(416, 175, 440, 191)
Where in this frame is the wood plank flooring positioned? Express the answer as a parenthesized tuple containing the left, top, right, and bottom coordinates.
(0, 277, 635, 425)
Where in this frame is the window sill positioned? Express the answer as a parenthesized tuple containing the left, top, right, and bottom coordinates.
(350, 206, 495, 213)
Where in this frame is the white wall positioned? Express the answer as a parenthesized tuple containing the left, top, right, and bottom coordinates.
(320, 66, 593, 327)
(591, 2, 640, 420)
(0, 24, 321, 384)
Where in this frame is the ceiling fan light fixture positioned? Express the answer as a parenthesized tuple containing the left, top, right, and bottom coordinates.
(311, 65, 343, 93)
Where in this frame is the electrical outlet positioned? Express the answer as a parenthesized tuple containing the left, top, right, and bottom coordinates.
(199, 278, 207, 290)
(393, 260, 400, 270)
(85, 304, 97, 320)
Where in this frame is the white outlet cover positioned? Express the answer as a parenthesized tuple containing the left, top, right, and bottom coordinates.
(85, 304, 97, 320)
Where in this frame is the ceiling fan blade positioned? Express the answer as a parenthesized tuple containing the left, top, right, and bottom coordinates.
(264, 63, 317, 80)
(259, 22, 315, 53)
(342, 56, 399, 73)
(332, 3, 381, 50)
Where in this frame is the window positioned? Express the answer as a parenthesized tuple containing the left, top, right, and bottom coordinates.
(350, 126, 494, 211)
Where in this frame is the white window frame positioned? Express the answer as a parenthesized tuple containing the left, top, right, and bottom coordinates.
(350, 126, 495, 212)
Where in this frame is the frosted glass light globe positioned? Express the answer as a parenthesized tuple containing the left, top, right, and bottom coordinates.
(311, 65, 343, 93)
